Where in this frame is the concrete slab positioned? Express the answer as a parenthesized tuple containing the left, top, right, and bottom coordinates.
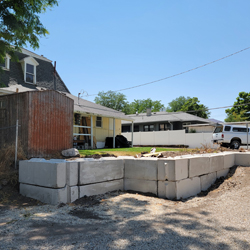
(200, 173, 217, 191)
(189, 156, 210, 177)
(158, 181, 176, 199)
(124, 158, 158, 180)
(235, 152, 250, 166)
(79, 159, 124, 185)
(19, 161, 66, 188)
(217, 169, 229, 179)
(67, 186, 79, 203)
(66, 162, 78, 186)
(124, 179, 157, 195)
(79, 179, 123, 197)
(176, 177, 201, 200)
(158, 159, 188, 181)
(210, 155, 224, 172)
(223, 153, 235, 169)
(20, 183, 67, 205)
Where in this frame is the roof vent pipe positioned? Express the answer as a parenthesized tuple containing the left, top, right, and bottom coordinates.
(146, 108, 151, 116)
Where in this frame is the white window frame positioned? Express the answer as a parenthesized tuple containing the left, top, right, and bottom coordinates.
(20, 56, 39, 85)
(0, 54, 11, 70)
(96, 116, 102, 128)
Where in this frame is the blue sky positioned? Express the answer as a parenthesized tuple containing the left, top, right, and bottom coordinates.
(30, 0, 250, 121)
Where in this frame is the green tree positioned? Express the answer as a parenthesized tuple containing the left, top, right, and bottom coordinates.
(180, 97, 210, 119)
(166, 96, 191, 112)
(224, 110, 248, 122)
(225, 92, 250, 121)
(94, 91, 130, 114)
(128, 98, 164, 114)
(0, 0, 58, 63)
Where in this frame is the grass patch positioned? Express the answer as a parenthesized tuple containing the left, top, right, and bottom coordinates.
(79, 147, 187, 157)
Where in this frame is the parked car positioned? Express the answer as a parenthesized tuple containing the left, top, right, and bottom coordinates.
(212, 124, 250, 149)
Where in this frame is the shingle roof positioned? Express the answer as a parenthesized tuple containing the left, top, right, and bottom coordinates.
(122, 111, 210, 124)
(1, 49, 70, 93)
(64, 93, 133, 121)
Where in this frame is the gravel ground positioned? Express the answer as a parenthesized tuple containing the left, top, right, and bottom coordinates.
(0, 166, 250, 250)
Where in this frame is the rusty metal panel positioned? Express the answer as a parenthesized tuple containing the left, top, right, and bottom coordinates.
(28, 90, 73, 158)
(0, 90, 73, 158)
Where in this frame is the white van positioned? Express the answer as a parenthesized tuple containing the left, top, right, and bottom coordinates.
(213, 124, 250, 149)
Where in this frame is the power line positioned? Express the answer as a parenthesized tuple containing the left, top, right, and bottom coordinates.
(85, 46, 250, 97)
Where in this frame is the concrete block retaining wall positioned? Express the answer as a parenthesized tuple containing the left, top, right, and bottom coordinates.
(19, 152, 250, 204)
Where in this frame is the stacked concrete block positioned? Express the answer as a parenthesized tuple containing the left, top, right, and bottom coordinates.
(66, 161, 79, 203)
(19, 159, 68, 204)
(79, 158, 124, 185)
(79, 180, 123, 197)
(20, 183, 67, 205)
(189, 156, 210, 177)
(200, 173, 217, 191)
(158, 158, 188, 181)
(216, 169, 229, 179)
(124, 158, 158, 195)
(176, 177, 201, 199)
(222, 152, 235, 169)
(19, 160, 66, 188)
(235, 152, 250, 166)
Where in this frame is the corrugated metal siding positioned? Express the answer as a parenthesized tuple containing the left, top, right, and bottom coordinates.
(28, 90, 73, 157)
(0, 90, 73, 158)
(0, 92, 29, 154)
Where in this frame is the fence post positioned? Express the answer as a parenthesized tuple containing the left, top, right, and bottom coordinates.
(15, 119, 18, 169)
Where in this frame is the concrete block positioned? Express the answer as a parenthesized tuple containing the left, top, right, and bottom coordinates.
(210, 155, 224, 172)
(200, 173, 217, 191)
(79, 159, 124, 185)
(176, 177, 201, 199)
(79, 179, 123, 197)
(124, 158, 158, 180)
(20, 183, 67, 205)
(158, 159, 188, 181)
(217, 169, 229, 179)
(124, 179, 157, 195)
(19, 160, 66, 188)
(158, 181, 176, 199)
(189, 156, 210, 177)
(223, 153, 235, 169)
(235, 152, 250, 166)
(66, 162, 78, 186)
(67, 186, 79, 203)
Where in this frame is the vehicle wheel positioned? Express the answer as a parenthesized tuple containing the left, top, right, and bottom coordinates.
(230, 140, 241, 149)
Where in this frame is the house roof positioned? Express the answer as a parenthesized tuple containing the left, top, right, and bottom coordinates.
(0, 85, 133, 121)
(64, 93, 133, 121)
(1, 49, 70, 93)
(122, 111, 210, 124)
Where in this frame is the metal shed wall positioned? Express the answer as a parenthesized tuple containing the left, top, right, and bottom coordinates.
(0, 90, 73, 158)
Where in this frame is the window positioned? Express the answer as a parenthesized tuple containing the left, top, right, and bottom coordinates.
(134, 125, 139, 132)
(232, 127, 249, 132)
(26, 64, 34, 83)
(159, 123, 171, 131)
(143, 124, 154, 131)
(224, 126, 231, 131)
(0, 54, 11, 70)
(122, 125, 130, 132)
(96, 116, 102, 127)
(20, 56, 39, 84)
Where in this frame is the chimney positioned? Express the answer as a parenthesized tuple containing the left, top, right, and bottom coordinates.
(146, 108, 151, 116)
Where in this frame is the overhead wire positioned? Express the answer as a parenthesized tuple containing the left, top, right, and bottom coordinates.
(84, 46, 250, 97)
